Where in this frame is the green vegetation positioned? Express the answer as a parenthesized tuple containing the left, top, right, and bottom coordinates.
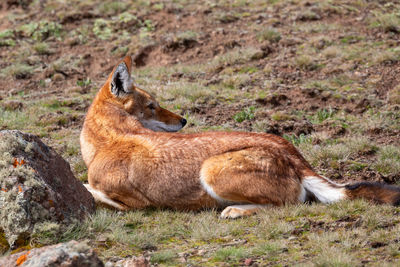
(76, 78, 92, 88)
(373, 146, 400, 176)
(295, 55, 320, 71)
(0, 29, 15, 47)
(312, 108, 336, 123)
(33, 42, 51, 55)
(1, 63, 34, 79)
(93, 19, 112, 40)
(212, 247, 247, 263)
(284, 133, 312, 146)
(370, 12, 400, 33)
(256, 28, 281, 43)
(19, 21, 62, 41)
(98, 1, 130, 15)
(233, 106, 256, 123)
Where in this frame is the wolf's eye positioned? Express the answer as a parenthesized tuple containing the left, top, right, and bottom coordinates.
(147, 103, 155, 110)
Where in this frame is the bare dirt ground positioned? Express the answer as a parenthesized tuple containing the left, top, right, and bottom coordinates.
(1, 0, 400, 266)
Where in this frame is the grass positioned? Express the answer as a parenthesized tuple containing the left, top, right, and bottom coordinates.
(93, 19, 113, 40)
(1, 63, 35, 79)
(176, 30, 198, 42)
(150, 250, 177, 264)
(256, 28, 281, 43)
(373, 146, 400, 176)
(24, 201, 400, 265)
(98, 1, 130, 15)
(370, 12, 400, 33)
(295, 55, 320, 71)
(387, 85, 400, 105)
(271, 111, 292, 122)
(212, 247, 248, 263)
(33, 42, 51, 55)
(284, 133, 312, 146)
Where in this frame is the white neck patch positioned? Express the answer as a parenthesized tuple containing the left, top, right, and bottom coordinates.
(140, 119, 183, 132)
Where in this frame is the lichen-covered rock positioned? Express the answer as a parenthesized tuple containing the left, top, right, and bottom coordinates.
(0, 130, 95, 247)
(0, 240, 103, 267)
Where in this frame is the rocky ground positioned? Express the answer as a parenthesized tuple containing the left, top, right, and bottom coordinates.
(1, 0, 400, 266)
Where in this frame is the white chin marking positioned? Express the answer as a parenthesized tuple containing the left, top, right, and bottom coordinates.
(302, 176, 345, 204)
(141, 119, 183, 132)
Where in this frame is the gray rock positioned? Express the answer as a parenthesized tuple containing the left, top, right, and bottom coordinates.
(250, 49, 267, 60)
(0, 240, 103, 267)
(0, 130, 95, 247)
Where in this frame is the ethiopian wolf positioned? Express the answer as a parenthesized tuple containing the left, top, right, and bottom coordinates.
(80, 56, 400, 218)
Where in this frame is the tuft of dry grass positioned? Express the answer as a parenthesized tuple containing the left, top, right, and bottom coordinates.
(370, 12, 400, 33)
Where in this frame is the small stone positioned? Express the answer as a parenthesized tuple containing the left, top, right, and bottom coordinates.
(321, 91, 332, 99)
(96, 235, 108, 243)
(261, 44, 273, 55)
(280, 37, 302, 47)
(26, 56, 41, 66)
(0, 241, 103, 267)
(251, 50, 267, 60)
(244, 258, 253, 266)
(66, 37, 80, 46)
(263, 64, 273, 74)
(52, 73, 64, 82)
(67, 86, 83, 94)
(114, 256, 150, 267)
(197, 249, 206, 256)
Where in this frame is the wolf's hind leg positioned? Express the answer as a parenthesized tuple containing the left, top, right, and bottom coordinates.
(84, 184, 127, 210)
(200, 148, 304, 218)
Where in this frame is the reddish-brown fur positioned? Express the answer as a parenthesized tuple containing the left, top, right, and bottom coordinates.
(81, 56, 400, 217)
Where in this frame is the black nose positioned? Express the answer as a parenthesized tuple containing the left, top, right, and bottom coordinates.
(181, 118, 187, 127)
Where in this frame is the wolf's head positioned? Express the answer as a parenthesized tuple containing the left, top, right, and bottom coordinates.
(102, 56, 186, 132)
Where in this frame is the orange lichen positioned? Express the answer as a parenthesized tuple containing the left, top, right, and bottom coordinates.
(0, 188, 8, 192)
(12, 158, 17, 168)
(16, 251, 30, 266)
(12, 158, 25, 168)
(18, 185, 23, 193)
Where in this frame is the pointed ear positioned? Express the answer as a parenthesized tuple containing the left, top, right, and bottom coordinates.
(110, 61, 133, 97)
(122, 55, 132, 72)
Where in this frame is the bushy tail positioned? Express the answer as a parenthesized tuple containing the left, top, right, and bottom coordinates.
(301, 176, 400, 206)
(345, 182, 400, 205)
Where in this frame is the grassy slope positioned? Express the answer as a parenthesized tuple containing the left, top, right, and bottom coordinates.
(1, 0, 400, 265)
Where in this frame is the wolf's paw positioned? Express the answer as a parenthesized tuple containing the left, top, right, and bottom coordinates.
(220, 206, 244, 219)
(220, 205, 262, 219)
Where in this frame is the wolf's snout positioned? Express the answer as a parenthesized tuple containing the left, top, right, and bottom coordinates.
(180, 118, 187, 127)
